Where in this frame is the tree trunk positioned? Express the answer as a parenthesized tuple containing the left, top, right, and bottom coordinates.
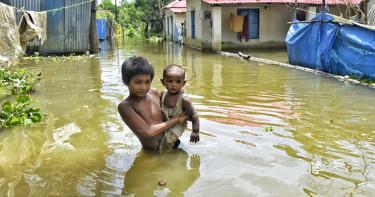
(89, 0, 99, 53)
(145, 23, 149, 36)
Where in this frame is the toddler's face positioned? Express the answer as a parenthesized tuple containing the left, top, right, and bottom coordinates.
(161, 70, 186, 94)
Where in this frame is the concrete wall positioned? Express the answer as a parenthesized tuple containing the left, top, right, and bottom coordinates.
(186, 1, 294, 50)
(164, 10, 173, 42)
(164, 10, 186, 43)
(220, 4, 292, 50)
(186, 0, 203, 49)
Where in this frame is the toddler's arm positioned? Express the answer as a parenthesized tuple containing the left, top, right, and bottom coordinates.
(182, 97, 200, 143)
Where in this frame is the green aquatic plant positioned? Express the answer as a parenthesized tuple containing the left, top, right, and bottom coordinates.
(0, 95, 45, 128)
(264, 126, 274, 132)
(149, 35, 164, 42)
(348, 75, 375, 87)
(23, 54, 92, 63)
(0, 67, 41, 95)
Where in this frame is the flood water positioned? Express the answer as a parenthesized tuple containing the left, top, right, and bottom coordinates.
(1, 36, 375, 196)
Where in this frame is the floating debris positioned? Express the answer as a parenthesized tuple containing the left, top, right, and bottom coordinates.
(158, 180, 166, 186)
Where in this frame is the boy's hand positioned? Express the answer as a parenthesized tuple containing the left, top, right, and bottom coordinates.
(190, 132, 200, 143)
(176, 114, 189, 124)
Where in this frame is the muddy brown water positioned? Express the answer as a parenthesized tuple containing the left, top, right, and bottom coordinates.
(1, 36, 375, 196)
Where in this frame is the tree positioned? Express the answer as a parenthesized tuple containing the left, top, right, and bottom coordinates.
(118, 2, 141, 28)
(99, 0, 115, 12)
(99, 0, 169, 36)
(133, 0, 169, 35)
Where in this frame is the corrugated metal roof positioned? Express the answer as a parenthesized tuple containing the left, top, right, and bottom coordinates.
(203, 0, 361, 5)
(161, 0, 186, 12)
(170, 8, 186, 13)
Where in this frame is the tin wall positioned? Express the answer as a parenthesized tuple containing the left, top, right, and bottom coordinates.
(40, 0, 91, 54)
(64, 0, 91, 53)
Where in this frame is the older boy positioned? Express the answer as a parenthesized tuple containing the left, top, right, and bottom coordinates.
(118, 56, 188, 150)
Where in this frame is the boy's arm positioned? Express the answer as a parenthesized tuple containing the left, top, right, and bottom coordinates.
(118, 102, 187, 138)
(182, 97, 200, 142)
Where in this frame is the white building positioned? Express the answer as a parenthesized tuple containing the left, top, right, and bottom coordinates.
(162, 0, 187, 44)
(185, 0, 362, 51)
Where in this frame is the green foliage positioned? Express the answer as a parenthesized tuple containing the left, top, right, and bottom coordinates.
(0, 67, 40, 95)
(349, 75, 375, 86)
(118, 2, 143, 29)
(0, 67, 45, 128)
(99, 0, 116, 12)
(97, 10, 115, 21)
(149, 35, 164, 42)
(124, 27, 136, 37)
(0, 95, 45, 128)
(357, 78, 375, 86)
(134, 0, 166, 33)
(99, 0, 169, 35)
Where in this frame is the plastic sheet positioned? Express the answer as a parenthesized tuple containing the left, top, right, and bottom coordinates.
(0, 2, 22, 68)
(286, 12, 375, 80)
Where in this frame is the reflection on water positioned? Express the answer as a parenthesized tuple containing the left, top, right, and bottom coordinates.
(0, 36, 375, 196)
(123, 148, 200, 196)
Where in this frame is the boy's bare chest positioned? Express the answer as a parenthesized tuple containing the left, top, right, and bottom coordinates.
(133, 98, 162, 120)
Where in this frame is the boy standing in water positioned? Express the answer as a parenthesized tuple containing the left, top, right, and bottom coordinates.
(118, 57, 188, 150)
(159, 64, 200, 150)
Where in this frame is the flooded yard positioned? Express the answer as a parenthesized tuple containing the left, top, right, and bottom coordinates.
(1, 36, 375, 196)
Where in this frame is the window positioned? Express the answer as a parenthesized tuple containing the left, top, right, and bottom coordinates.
(296, 10, 306, 21)
(191, 11, 195, 39)
(237, 9, 259, 39)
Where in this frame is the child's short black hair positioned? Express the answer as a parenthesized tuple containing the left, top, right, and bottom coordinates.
(162, 64, 185, 79)
(121, 56, 154, 85)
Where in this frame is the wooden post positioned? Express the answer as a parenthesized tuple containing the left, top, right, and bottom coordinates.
(294, 0, 298, 19)
(89, 0, 99, 53)
(364, 0, 369, 25)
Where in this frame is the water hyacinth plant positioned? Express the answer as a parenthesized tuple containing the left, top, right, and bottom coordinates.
(0, 67, 45, 128)
(0, 95, 44, 128)
(0, 67, 41, 95)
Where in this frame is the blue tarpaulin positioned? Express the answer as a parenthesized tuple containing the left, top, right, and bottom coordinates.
(97, 18, 106, 40)
(286, 12, 375, 80)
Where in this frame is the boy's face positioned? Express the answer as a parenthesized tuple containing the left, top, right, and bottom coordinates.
(128, 74, 152, 98)
(160, 70, 186, 94)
